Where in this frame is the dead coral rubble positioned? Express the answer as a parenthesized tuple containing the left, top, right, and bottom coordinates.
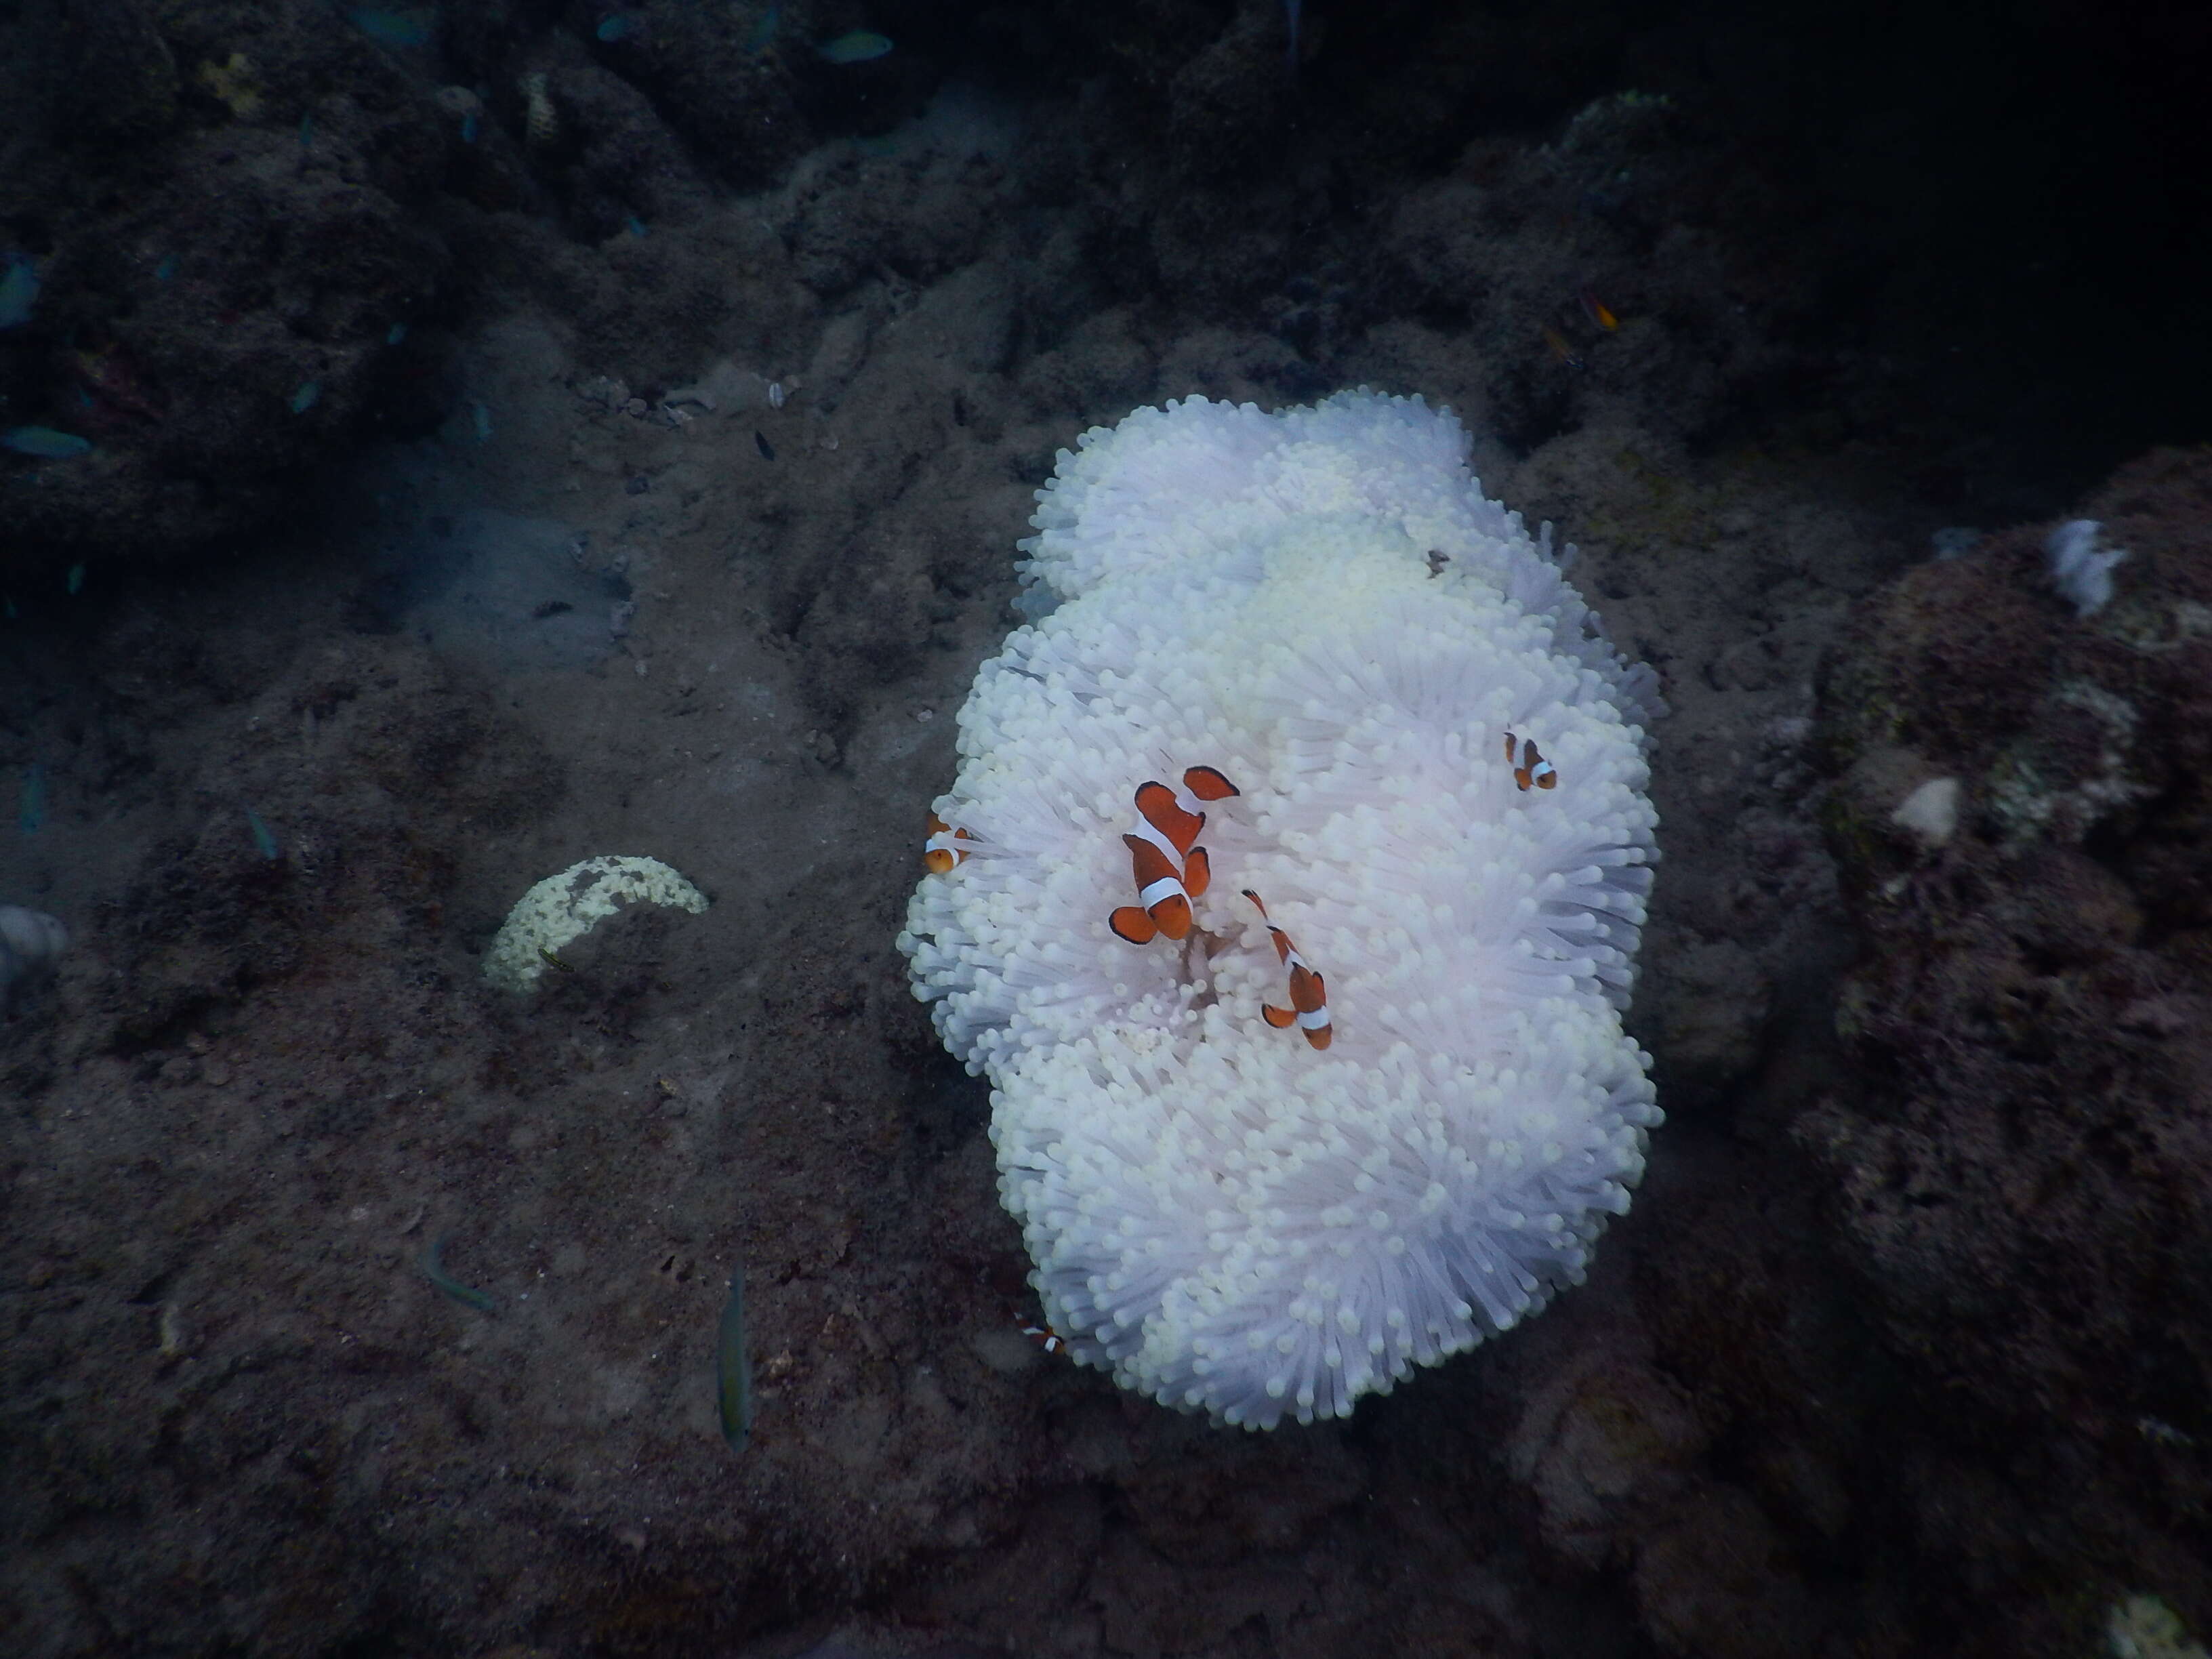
(1805, 446, 2212, 1633)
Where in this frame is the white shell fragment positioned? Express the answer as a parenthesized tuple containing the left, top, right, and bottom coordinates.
(484, 855, 707, 992)
(1891, 777, 1961, 846)
(899, 390, 1664, 1427)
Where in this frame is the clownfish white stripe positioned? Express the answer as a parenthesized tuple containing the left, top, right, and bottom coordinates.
(1126, 815, 1183, 864)
(1136, 876, 1184, 910)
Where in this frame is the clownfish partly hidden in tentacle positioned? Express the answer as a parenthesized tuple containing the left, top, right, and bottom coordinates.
(1504, 731, 1557, 791)
(1108, 765, 1240, 944)
(923, 811, 983, 873)
(1243, 889, 1332, 1050)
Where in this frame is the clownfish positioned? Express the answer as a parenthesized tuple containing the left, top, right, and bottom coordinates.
(1108, 765, 1240, 945)
(923, 811, 983, 873)
(1020, 1322, 1066, 1356)
(1243, 889, 1332, 1050)
(1504, 731, 1557, 791)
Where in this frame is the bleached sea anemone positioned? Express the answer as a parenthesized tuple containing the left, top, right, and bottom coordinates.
(898, 390, 1664, 1427)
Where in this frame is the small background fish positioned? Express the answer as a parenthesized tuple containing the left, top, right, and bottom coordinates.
(817, 30, 892, 64)
(0, 255, 39, 330)
(718, 1265, 753, 1454)
(3, 427, 91, 459)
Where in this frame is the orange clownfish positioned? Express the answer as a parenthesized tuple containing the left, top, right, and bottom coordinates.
(1108, 765, 1240, 945)
(924, 811, 983, 873)
(1504, 731, 1557, 791)
(1021, 1322, 1066, 1356)
(1243, 889, 1332, 1050)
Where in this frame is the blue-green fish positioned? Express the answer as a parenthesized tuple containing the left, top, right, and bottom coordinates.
(717, 1266, 752, 1454)
(65, 563, 84, 595)
(349, 7, 434, 47)
(0, 255, 37, 330)
(472, 401, 492, 442)
(743, 5, 781, 53)
(595, 13, 634, 41)
(18, 764, 45, 835)
(817, 30, 891, 63)
(2, 427, 91, 459)
(291, 381, 320, 414)
(386, 321, 408, 345)
(155, 253, 178, 281)
(245, 808, 281, 861)
(422, 1234, 497, 1313)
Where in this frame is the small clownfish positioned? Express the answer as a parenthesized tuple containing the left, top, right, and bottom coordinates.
(923, 811, 983, 874)
(1504, 731, 1557, 791)
(1578, 285, 1620, 331)
(1021, 1322, 1066, 1356)
(1243, 889, 1332, 1050)
(1109, 766, 1240, 945)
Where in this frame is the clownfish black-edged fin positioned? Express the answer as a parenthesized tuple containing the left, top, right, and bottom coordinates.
(1182, 765, 1240, 802)
(1262, 1004, 1296, 1029)
(1183, 845, 1212, 899)
(1110, 906, 1159, 945)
